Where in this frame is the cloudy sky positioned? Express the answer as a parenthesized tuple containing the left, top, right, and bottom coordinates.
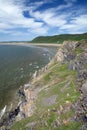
(0, 0, 87, 41)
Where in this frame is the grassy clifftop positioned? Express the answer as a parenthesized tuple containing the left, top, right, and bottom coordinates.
(10, 41, 87, 130)
(30, 33, 87, 43)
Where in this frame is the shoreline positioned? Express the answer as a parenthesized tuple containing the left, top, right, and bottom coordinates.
(0, 43, 58, 109)
(0, 44, 59, 129)
(0, 54, 56, 129)
(29, 43, 61, 47)
(0, 42, 62, 47)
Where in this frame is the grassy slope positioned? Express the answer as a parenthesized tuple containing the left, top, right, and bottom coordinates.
(12, 61, 81, 130)
(30, 33, 87, 43)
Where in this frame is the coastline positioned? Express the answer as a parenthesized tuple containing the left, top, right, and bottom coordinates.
(0, 43, 61, 127)
(0, 44, 59, 129)
(0, 43, 58, 109)
(1, 41, 87, 129)
(0, 50, 57, 129)
(29, 43, 61, 47)
(0, 42, 61, 47)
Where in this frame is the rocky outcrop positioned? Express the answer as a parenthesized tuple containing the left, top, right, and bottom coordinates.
(63, 41, 87, 129)
(0, 106, 7, 120)
(75, 80, 87, 129)
(18, 40, 87, 129)
(30, 40, 87, 130)
(0, 106, 20, 129)
(0, 40, 87, 130)
(63, 40, 82, 50)
(48, 41, 83, 66)
(18, 87, 36, 118)
(51, 40, 87, 129)
(55, 48, 64, 62)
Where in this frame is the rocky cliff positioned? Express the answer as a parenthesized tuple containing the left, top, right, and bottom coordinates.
(0, 41, 87, 130)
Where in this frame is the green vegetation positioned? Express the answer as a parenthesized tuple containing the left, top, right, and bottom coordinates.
(11, 41, 87, 130)
(12, 62, 80, 130)
(30, 33, 87, 43)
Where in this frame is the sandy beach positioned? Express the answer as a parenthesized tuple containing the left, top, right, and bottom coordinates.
(29, 43, 62, 47)
(0, 42, 62, 47)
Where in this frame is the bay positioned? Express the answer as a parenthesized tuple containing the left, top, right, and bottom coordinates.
(0, 44, 57, 109)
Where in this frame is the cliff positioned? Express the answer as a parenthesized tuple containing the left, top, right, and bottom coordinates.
(0, 41, 87, 130)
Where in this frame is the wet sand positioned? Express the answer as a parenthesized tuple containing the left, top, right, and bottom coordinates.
(0, 42, 62, 47)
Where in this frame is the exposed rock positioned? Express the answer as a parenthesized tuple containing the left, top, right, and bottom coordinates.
(68, 60, 84, 71)
(43, 95, 57, 106)
(18, 88, 25, 98)
(53, 120, 59, 128)
(19, 89, 36, 118)
(33, 71, 38, 78)
(26, 122, 37, 128)
(0, 106, 20, 129)
(63, 41, 81, 50)
(80, 125, 87, 130)
(77, 70, 87, 81)
(1, 40, 87, 130)
(56, 49, 64, 62)
(0, 106, 7, 120)
(75, 81, 87, 126)
(80, 81, 87, 94)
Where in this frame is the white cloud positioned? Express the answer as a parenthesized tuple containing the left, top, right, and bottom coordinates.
(0, 0, 47, 35)
(29, 26, 49, 35)
(28, 0, 87, 34)
(60, 14, 87, 33)
(56, 2, 72, 11)
(28, 0, 78, 28)
(0, 0, 87, 40)
(72, 15, 87, 25)
(29, 9, 67, 28)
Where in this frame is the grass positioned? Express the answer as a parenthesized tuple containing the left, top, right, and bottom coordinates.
(12, 62, 80, 130)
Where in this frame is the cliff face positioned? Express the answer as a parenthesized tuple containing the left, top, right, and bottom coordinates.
(1, 41, 87, 130)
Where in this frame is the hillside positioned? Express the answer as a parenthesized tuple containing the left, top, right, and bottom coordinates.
(0, 41, 87, 130)
(30, 33, 87, 43)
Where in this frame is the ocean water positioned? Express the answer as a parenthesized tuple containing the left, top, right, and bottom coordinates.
(0, 44, 57, 109)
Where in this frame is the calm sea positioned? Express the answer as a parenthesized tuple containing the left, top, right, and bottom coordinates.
(0, 44, 57, 109)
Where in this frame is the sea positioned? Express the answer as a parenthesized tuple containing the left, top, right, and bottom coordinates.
(0, 44, 57, 110)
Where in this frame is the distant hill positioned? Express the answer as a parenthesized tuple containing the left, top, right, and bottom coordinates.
(30, 33, 87, 43)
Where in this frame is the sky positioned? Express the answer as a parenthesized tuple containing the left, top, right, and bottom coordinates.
(0, 0, 87, 41)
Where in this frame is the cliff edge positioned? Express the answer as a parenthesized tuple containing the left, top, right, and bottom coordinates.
(1, 41, 87, 130)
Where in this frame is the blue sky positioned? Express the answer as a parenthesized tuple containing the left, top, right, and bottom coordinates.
(0, 0, 87, 41)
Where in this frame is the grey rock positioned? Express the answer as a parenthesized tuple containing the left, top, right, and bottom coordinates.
(43, 95, 57, 106)
(80, 125, 87, 130)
